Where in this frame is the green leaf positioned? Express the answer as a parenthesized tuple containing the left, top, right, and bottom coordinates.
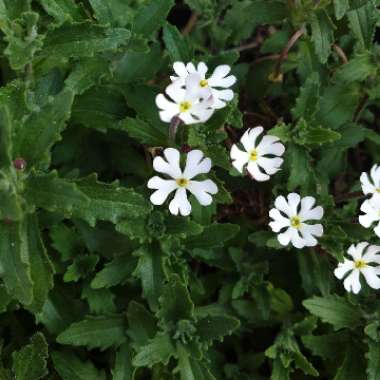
(334, 347, 366, 380)
(120, 117, 168, 146)
(299, 126, 341, 145)
(158, 274, 194, 326)
(133, 0, 174, 38)
(63, 254, 99, 282)
(292, 72, 320, 121)
(127, 301, 157, 347)
(65, 57, 110, 95)
(89, 0, 132, 26)
(0, 0, 31, 20)
(0, 106, 12, 167)
(310, 11, 335, 64)
(57, 316, 126, 351)
(333, 0, 350, 19)
(303, 295, 362, 330)
(91, 254, 137, 289)
(367, 339, 380, 380)
(81, 286, 116, 315)
(39, 21, 131, 59)
(196, 315, 240, 344)
(165, 216, 203, 237)
(24, 214, 54, 313)
(12, 332, 48, 380)
(286, 144, 314, 191)
(113, 43, 162, 84)
(132, 333, 174, 368)
(302, 332, 347, 361)
(271, 358, 291, 380)
(163, 23, 193, 62)
(3, 12, 44, 70)
(112, 343, 135, 380)
(336, 52, 377, 83)
(176, 343, 216, 380)
(50, 223, 82, 261)
(14, 88, 74, 167)
(347, 1, 377, 50)
(70, 174, 152, 226)
(24, 171, 89, 215)
(51, 351, 106, 380)
(134, 246, 166, 311)
(37, 0, 84, 24)
(185, 223, 239, 249)
(0, 221, 33, 305)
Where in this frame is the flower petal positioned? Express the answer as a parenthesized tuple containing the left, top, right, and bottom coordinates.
(274, 195, 292, 217)
(289, 228, 306, 249)
(287, 193, 301, 215)
(240, 127, 264, 152)
(360, 172, 376, 195)
(173, 62, 189, 79)
(362, 244, 380, 263)
(277, 228, 292, 246)
(187, 179, 218, 206)
(183, 150, 212, 179)
(343, 269, 361, 294)
(247, 161, 270, 181)
(147, 177, 177, 205)
(197, 62, 208, 78)
(334, 259, 354, 279)
(361, 266, 380, 290)
(230, 145, 249, 173)
(256, 156, 283, 175)
(169, 188, 191, 216)
(269, 208, 290, 232)
(153, 148, 182, 178)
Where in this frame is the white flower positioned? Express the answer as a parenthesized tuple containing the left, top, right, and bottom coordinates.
(269, 193, 324, 249)
(156, 75, 214, 125)
(147, 148, 218, 216)
(230, 127, 285, 182)
(334, 242, 380, 294)
(360, 164, 380, 199)
(359, 194, 380, 237)
(170, 61, 236, 109)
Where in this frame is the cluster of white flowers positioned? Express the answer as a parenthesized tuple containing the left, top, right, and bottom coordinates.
(147, 61, 380, 295)
(156, 62, 236, 125)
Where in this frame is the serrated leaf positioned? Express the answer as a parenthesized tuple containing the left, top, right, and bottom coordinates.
(185, 223, 239, 249)
(133, 0, 174, 38)
(271, 358, 291, 380)
(112, 343, 135, 380)
(336, 53, 377, 83)
(12, 332, 48, 380)
(0, 221, 33, 305)
(127, 301, 157, 348)
(299, 126, 341, 145)
(57, 316, 126, 351)
(176, 343, 216, 380)
(333, 0, 350, 19)
(91, 254, 137, 289)
(303, 295, 361, 330)
(196, 315, 240, 344)
(135, 246, 166, 311)
(39, 21, 131, 59)
(119, 117, 168, 146)
(347, 1, 377, 50)
(132, 333, 174, 368)
(163, 23, 193, 62)
(0, 106, 12, 167)
(89, 0, 132, 26)
(159, 274, 194, 326)
(310, 11, 335, 64)
(81, 286, 116, 315)
(51, 351, 106, 380)
(334, 347, 366, 380)
(165, 216, 203, 236)
(50, 223, 82, 261)
(14, 88, 74, 167)
(24, 171, 89, 215)
(367, 339, 380, 380)
(37, 0, 84, 24)
(0, 0, 31, 20)
(64, 254, 99, 282)
(25, 214, 54, 313)
(71, 174, 152, 226)
(292, 72, 320, 121)
(286, 144, 314, 191)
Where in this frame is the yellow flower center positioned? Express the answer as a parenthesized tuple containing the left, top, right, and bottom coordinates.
(290, 216, 302, 229)
(176, 178, 189, 187)
(376, 188, 380, 193)
(354, 260, 367, 269)
(249, 149, 258, 161)
(199, 79, 208, 88)
(179, 101, 192, 113)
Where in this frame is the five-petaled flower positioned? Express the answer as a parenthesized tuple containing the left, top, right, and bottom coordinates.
(360, 164, 380, 199)
(170, 61, 236, 109)
(147, 148, 218, 216)
(156, 77, 214, 125)
(334, 242, 380, 294)
(359, 194, 380, 237)
(230, 127, 285, 182)
(269, 193, 324, 249)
